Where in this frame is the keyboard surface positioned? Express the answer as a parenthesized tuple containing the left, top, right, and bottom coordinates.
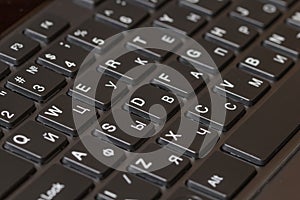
(0, 0, 300, 199)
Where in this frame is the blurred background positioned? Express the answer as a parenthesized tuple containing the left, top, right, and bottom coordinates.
(0, 0, 44, 35)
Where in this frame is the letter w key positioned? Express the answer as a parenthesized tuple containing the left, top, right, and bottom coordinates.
(37, 95, 96, 136)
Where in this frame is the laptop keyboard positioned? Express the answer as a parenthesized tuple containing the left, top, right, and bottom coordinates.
(0, 0, 299, 199)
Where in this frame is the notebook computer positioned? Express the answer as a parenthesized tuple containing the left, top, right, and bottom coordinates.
(0, 0, 299, 199)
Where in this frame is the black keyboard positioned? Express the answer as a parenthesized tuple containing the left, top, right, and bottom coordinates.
(0, 0, 300, 199)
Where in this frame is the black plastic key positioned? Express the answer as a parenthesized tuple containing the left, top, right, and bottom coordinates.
(93, 109, 154, 151)
(158, 118, 219, 159)
(67, 19, 122, 52)
(126, 29, 181, 61)
(214, 69, 270, 106)
(0, 88, 35, 128)
(264, 24, 300, 58)
(153, 4, 206, 35)
(25, 14, 69, 43)
(69, 71, 128, 110)
(186, 92, 245, 131)
(75, 0, 103, 7)
(287, 11, 300, 28)
(0, 150, 35, 199)
(129, 144, 191, 187)
(97, 51, 155, 84)
(130, 0, 167, 9)
(13, 165, 93, 200)
(239, 46, 293, 81)
(37, 40, 94, 77)
(37, 95, 96, 136)
(0, 35, 40, 65)
(62, 136, 125, 179)
(124, 84, 180, 123)
(223, 69, 300, 165)
(5, 121, 68, 164)
(179, 39, 234, 74)
(167, 187, 213, 200)
(230, 1, 280, 29)
(152, 61, 207, 98)
(96, 0, 148, 29)
(97, 173, 161, 200)
(0, 62, 10, 80)
(187, 152, 256, 199)
(205, 18, 258, 51)
(265, 0, 296, 7)
(179, 0, 230, 16)
(6, 64, 66, 102)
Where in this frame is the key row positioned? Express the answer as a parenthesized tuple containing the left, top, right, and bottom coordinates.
(0, 88, 243, 160)
(0, 60, 272, 130)
(0, 2, 299, 68)
(38, 22, 300, 79)
(0, 138, 257, 200)
(0, 17, 297, 81)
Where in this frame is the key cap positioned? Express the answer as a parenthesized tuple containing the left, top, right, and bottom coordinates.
(97, 51, 155, 84)
(179, 0, 230, 16)
(167, 188, 212, 200)
(67, 19, 122, 52)
(62, 136, 125, 179)
(214, 69, 270, 106)
(37, 40, 94, 77)
(5, 121, 68, 164)
(69, 71, 128, 110)
(230, 1, 280, 29)
(158, 118, 219, 159)
(126, 29, 181, 61)
(0, 150, 35, 199)
(0, 35, 40, 65)
(152, 61, 208, 98)
(97, 173, 161, 200)
(6, 64, 66, 102)
(179, 39, 234, 74)
(130, 0, 167, 9)
(0, 62, 10, 80)
(223, 69, 300, 165)
(93, 109, 154, 151)
(13, 165, 93, 200)
(75, 0, 103, 7)
(205, 18, 258, 51)
(129, 144, 191, 187)
(96, 0, 148, 29)
(186, 92, 245, 131)
(24, 14, 69, 43)
(239, 46, 293, 81)
(37, 95, 97, 136)
(264, 24, 300, 58)
(124, 84, 180, 123)
(0, 88, 35, 128)
(153, 5, 206, 35)
(187, 152, 256, 199)
(264, 0, 296, 7)
(287, 11, 300, 29)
